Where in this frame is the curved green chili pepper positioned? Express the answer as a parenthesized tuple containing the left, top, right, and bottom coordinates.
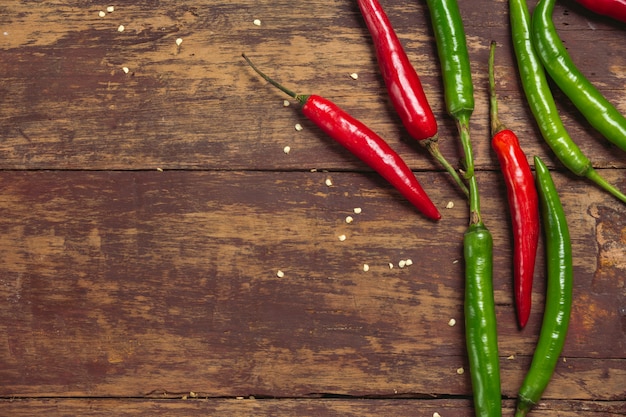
(508, 0, 626, 204)
(464, 180, 502, 417)
(532, 0, 626, 153)
(515, 156, 573, 417)
(425, 0, 475, 179)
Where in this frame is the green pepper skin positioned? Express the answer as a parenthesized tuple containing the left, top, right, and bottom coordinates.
(508, 0, 626, 203)
(464, 221, 502, 417)
(515, 157, 573, 417)
(532, 0, 626, 153)
(425, 0, 475, 178)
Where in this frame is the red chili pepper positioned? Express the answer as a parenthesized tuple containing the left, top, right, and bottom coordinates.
(357, 0, 468, 197)
(573, 0, 626, 23)
(242, 53, 441, 221)
(489, 42, 539, 328)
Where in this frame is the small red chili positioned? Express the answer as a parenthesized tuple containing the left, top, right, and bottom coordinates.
(242, 53, 441, 221)
(489, 41, 539, 328)
(357, 0, 468, 197)
(573, 0, 626, 23)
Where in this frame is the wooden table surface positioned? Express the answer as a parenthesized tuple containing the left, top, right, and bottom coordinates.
(1, 1, 625, 416)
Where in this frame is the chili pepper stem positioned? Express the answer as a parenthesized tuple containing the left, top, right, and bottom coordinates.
(456, 113, 475, 180)
(421, 136, 469, 197)
(488, 41, 506, 136)
(468, 174, 482, 226)
(585, 168, 626, 203)
(242, 53, 309, 105)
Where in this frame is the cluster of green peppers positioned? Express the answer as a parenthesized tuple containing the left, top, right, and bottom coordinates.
(429, 0, 624, 416)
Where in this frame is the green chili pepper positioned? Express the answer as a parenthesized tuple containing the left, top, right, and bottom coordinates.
(425, 0, 475, 179)
(464, 178, 502, 417)
(515, 157, 573, 417)
(508, 0, 626, 204)
(532, 0, 626, 153)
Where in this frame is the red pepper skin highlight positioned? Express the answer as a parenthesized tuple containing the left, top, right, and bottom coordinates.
(242, 54, 441, 221)
(573, 0, 626, 23)
(357, 0, 437, 140)
(492, 130, 539, 329)
(302, 95, 441, 220)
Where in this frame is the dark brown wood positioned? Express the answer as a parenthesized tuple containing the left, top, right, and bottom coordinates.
(0, 0, 625, 415)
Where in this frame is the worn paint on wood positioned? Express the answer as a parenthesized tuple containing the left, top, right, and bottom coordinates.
(0, 0, 625, 415)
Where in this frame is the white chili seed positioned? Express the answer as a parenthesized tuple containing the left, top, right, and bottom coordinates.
(448, 318, 456, 327)
(345, 216, 354, 224)
(446, 201, 454, 209)
(325, 178, 333, 187)
(253, 19, 261, 26)
(283, 146, 291, 155)
(456, 367, 464, 375)
(117, 24, 125, 32)
(350, 72, 359, 80)
(363, 264, 369, 272)
(405, 259, 413, 266)
(98, 11, 106, 17)
(295, 123, 303, 131)
(176, 38, 183, 46)
(276, 270, 284, 278)
(353, 207, 362, 214)
(338, 234, 347, 242)
(107, 6, 115, 13)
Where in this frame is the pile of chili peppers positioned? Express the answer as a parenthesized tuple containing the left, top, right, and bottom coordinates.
(243, 0, 625, 415)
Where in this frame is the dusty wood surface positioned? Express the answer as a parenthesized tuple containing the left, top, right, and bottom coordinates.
(0, 0, 625, 416)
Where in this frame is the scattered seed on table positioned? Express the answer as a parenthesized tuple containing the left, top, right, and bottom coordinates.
(399, 260, 407, 268)
(433, 413, 442, 417)
(156, 167, 163, 172)
(295, 123, 303, 131)
(283, 100, 290, 107)
(363, 264, 370, 272)
(253, 19, 261, 26)
(448, 318, 457, 327)
(98, 10, 106, 17)
(456, 367, 465, 375)
(350, 72, 359, 80)
(338, 234, 347, 241)
(176, 38, 183, 46)
(276, 270, 284, 278)
(446, 201, 454, 209)
(353, 207, 362, 214)
(117, 24, 125, 32)
(283, 146, 291, 154)
(122, 66, 129, 74)
(325, 178, 333, 187)
(507, 354, 516, 360)
(405, 259, 413, 266)
(388, 262, 394, 269)
(107, 6, 115, 13)
(345, 216, 354, 224)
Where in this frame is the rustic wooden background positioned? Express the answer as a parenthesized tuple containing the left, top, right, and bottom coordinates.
(0, 0, 625, 415)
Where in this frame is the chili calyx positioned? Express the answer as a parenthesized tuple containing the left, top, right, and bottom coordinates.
(242, 53, 441, 221)
(488, 41, 539, 329)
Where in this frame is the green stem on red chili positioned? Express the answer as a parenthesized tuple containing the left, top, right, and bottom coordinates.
(242, 53, 441, 221)
(357, 0, 468, 197)
(515, 157, 573, 417)
(488, 41, 539, 329)
(533, 0, 626, 153)
(508, 0, 626, 204)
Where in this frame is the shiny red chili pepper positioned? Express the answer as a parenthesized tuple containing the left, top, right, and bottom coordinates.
(489, 41, 539, 328)
(242, 53, 441, 221)
(357, 0, 468, 197)
(573, 0, 626, 23)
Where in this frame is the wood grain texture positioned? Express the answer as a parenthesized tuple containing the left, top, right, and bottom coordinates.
(0, 0, 625, 415)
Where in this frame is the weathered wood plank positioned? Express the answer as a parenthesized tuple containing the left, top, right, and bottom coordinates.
(0, 0, 624, 172)
(0, 171, 623, 400)
(0, 398, 625, 417)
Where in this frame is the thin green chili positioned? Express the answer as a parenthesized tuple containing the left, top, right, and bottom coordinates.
(516, 157, 573, 417)
(425, 0, 475, 179)
(508, 0, 626, 204)
(532, 0, 626, 153)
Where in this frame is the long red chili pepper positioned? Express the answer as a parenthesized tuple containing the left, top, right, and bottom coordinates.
(357, 0, 468, 197)
(573, 0, 626, 23)
(242, 53, 441, 221)
(489, 41, 539, 329)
